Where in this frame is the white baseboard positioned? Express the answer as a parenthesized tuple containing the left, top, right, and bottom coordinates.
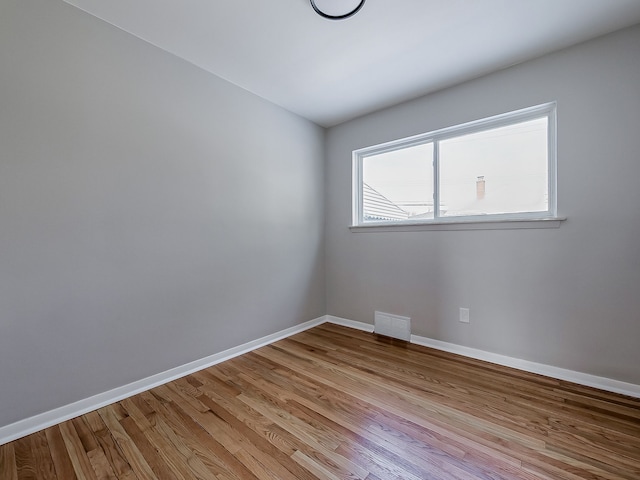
(325, 316, 640, 399)
(0, 316, 326, 446)
(326, 315, 374, 332)
(410, 335, 640, 399)
(3, 315, 638, 446)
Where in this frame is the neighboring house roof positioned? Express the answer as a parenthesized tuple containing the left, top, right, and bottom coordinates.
(363, 183, 409, 221)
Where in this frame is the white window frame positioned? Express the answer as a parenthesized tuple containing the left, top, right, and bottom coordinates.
(351, 102, 561, 231)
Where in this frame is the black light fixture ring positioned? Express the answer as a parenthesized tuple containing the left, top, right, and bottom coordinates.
(310, 0, 366, 20)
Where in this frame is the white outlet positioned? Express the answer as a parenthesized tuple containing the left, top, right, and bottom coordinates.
(459, 308, 470, 323)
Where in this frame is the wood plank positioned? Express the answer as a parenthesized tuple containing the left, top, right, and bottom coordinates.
(0, 441, 18, 480)
(153, 390, 261, 480)
(87, 448, 118, 480)
(28, 430, 57, 480)
(13, 435, 38, 480)
(224, 357, 456, 478)
(118, 414, 178, 480)
(82, 410, 135, 479)
(97, 405, 158, 480)
(291, 450, 344, 480)
(58, 420, 99, 480)
(195, 390, 318, 480)
(44, 426, 78, 480)
(136, 390, 241, 479)
(72, 416, 99, 453)
(120, 396, 213, 480)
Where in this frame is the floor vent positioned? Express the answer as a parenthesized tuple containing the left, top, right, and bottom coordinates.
(374, 311, 411, 341)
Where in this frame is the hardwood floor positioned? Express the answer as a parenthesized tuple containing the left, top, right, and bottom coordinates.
(2, 323, 639, 479)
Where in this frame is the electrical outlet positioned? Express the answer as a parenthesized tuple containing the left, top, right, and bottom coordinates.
(459, 308, 470, 323)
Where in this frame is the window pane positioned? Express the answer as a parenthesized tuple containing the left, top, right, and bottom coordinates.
(363, 143, 434, 222)
(439, 118, 548, 217)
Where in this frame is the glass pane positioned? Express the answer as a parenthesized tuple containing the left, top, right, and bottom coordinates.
(362, 143, 434, 222)
(439, 117, 548, 217)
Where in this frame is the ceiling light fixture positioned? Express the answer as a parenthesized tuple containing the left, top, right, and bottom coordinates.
(310, 0, 366, 20)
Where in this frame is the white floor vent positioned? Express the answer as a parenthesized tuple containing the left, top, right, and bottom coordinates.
(374, 311, 411, 341)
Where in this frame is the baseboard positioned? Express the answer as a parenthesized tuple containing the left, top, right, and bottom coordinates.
(410, 334, 640, 399)
(326, 315, 374, 332)
(0, 316, 326, 446)
(4, 315, 638, 446)
(326, 316, 640, 399)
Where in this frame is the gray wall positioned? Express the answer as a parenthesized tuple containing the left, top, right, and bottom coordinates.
(0, 0, 325, 428)
(326, 25, 640, 385)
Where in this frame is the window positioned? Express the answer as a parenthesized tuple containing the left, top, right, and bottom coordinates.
(352, 103, 558, 228)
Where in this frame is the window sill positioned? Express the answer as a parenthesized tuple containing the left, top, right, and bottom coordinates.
(349, 217, 566, 232)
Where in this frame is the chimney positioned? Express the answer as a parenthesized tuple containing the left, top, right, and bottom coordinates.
(476, 176, 485, 200)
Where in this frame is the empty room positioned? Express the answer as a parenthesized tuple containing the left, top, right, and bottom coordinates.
(1, 0, 640, 479)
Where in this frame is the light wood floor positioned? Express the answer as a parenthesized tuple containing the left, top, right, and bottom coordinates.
(1, 324, 639, 479)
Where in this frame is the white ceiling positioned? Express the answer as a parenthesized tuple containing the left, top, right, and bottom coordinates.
(63, 0, 640, 127)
